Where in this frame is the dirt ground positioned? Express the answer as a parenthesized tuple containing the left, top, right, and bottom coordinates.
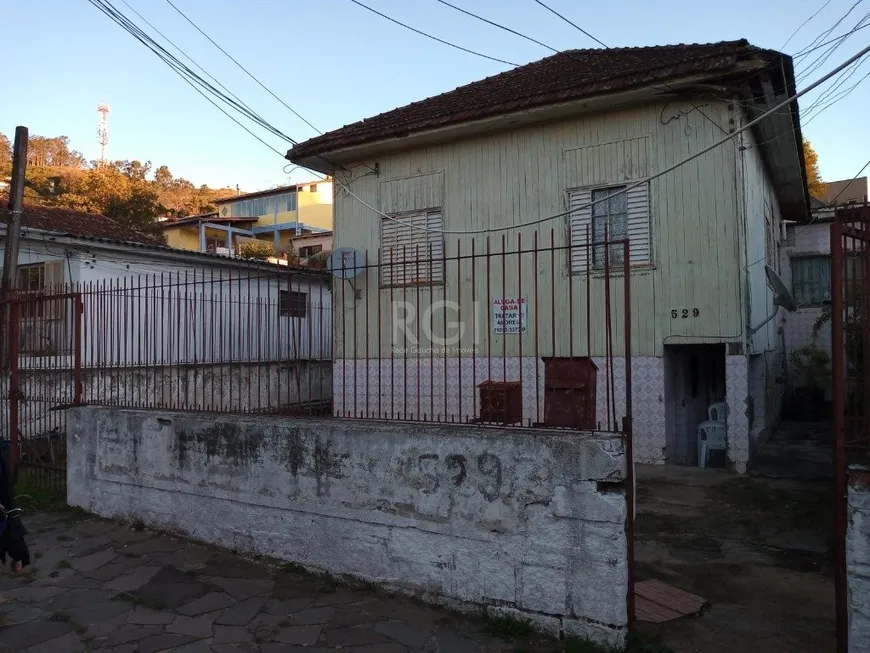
(634, 463, 836, 653)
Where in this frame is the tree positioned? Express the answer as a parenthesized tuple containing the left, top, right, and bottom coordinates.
(803, 138, 825, 199)
(0, 132, 11, 175)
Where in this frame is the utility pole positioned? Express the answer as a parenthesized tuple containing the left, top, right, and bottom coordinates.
(2, 126, 29, 295)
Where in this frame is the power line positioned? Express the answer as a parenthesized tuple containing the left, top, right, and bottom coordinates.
(340, 41, 870, 234)
(433, 0, 556, 52)
(782, 0, 834, 49)
(348, 0, 519, 67)
(531, 0, 608, 48)
(88, 0, 297, 147)
(91, 0, 870, 237)
(793, 17, 870, 59)
(163, 0, 322, 136)
(744, 156, 870, 271)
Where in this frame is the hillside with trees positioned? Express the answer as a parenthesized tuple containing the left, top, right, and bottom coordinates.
(0, 132, 234, 236)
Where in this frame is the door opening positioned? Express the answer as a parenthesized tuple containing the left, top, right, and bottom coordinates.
(664, 344, 727, 466)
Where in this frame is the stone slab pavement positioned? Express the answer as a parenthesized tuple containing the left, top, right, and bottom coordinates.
(0, 512, 563, 653)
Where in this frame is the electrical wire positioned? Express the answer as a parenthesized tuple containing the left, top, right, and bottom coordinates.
(90, 0, 870, 236)
(87, 0, 296, 148)
(796, 3, 867, 82)
(530, 0, 608, 48)
(744, 156, 870, 271)
(348, 0, 519, 67)
(433, 0, 556, 52)
(782, 0, 834, 49)
(793, 18, 870, 60)
(163, 0, 322, 136)
(345, 42, 870, 235)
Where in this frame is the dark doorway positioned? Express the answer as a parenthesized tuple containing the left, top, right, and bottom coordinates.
(664, 344, 726, 466)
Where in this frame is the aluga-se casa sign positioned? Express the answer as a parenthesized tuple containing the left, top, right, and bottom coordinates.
(492, 297, 528, 334)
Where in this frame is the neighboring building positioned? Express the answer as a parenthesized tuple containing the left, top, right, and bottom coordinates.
(288, 40, 811, 472)
(1, 204, 332, 361)
(781, 177, 869, 394)
(161, 182, 334, 261)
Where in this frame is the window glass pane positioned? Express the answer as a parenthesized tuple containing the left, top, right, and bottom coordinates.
(591, 188, 608, 217)
(792, 256, 831, 305)
(609, 189, 627, 214)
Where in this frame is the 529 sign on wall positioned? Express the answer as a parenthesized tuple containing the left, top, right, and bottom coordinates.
(670, 308, 700, 319)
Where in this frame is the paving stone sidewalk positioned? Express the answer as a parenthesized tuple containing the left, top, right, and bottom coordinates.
(0, 512, 556, 653)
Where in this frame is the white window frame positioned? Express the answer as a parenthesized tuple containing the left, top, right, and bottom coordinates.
(380, 210, 445, 287)
(567, 182, 651, 274)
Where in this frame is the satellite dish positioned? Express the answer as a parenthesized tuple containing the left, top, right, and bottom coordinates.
(749, 265, 798, 336)
(327, 248, 364, 280)
(765, 265, 798, 312)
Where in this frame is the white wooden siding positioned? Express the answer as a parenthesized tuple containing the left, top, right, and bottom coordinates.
(740, 121, 785, 355)
(332, 101, 742, 358)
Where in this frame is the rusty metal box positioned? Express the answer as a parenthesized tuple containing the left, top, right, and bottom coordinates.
(476, 380, 522, 425)
(541, 357, 597, 428)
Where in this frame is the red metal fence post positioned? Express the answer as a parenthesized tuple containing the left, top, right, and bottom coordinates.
(831, 218, 847, 653)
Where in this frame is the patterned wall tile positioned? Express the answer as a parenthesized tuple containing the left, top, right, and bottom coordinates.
(725, 355, 750, 473)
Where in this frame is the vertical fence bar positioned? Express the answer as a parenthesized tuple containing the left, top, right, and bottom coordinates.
(471, 238, 477, 422)
(517, 233, 525, 424)
(831, 219, 847, 653)
(622, 238, 635, 630)
(74, 294, 83, 405)
(9, 301, 20, 477)
(533, 231, 540, 425)
(455, 238, 462, 422)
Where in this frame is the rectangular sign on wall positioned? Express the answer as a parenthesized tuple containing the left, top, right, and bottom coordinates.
(492, 297, 528, 334)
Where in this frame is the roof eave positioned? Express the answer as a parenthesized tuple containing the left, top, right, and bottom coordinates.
(287, 76, 720, 171)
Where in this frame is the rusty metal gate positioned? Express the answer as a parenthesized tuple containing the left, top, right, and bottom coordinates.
(1, 292, 82, 497)
(831, 205, 870, 653)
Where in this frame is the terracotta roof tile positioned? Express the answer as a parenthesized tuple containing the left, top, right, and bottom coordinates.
(289, 40, 779, 161)
(20, 204, 163, 246)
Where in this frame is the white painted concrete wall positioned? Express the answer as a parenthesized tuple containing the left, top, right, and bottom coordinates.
(68, 407, 629, 647)
(847, 467, 870, 651)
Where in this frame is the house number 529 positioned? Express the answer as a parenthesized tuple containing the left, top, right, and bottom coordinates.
(671, 308, 700, 319)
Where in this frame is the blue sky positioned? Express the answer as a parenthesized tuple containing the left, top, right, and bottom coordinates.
(3, 0, 868, 191)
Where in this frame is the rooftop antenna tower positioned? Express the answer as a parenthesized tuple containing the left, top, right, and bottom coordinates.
(97, 104, 111, 165)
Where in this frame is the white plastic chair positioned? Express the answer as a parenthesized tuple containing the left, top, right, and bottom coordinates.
(697, 420, 727, 468)
(708, 402, 729, 423)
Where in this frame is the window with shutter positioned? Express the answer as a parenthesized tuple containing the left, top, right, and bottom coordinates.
(381, 211, 445, 286)
(568, 183, 651, 273)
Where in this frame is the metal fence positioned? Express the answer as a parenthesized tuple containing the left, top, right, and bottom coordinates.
(1, 265, 333, 493)
(832, 204, 870, 653)
(330, 230, 634, 433)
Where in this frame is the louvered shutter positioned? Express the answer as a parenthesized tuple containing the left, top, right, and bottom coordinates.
(381, 211, 444, 286)
(568, 184, 651, 272)
(568, 189, 592, 274)
(625, 183, 651, 265)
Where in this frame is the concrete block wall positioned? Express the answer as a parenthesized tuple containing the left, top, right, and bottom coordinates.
(68, 408, 629, 647)
(848, 466, 870, 651)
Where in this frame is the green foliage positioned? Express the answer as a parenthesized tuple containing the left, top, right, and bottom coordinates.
(2, 130, 234, 235)
(0, 132, 11, 176)
(239, 239, 275, 260)
(789, 345, 831, 391)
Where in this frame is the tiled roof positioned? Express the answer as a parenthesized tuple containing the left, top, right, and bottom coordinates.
(289, 40, 779, 160)
(19, 204, 164, 246)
